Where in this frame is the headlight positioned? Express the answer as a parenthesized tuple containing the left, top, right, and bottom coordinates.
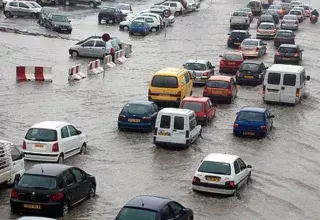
(54, 24, 58, 27)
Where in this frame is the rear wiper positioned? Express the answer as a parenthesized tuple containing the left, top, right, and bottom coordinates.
(33, 187, 50, 190)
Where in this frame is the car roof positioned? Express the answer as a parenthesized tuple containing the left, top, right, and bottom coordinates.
(127, 100, 154, 106)
(30, 121, 70, 129)
(240, 107, 266, 113)
(203, 153, 239, 164)
(186, 60, 207, 64)
(155, 67, 187, 76)
(242, 60, 262, 65)
(124, 195, 171, 211)
(259, 22, 275, 26)
(25, 163, 72, 176)
(208, 75, 232, 82)
(268, 64, 304, 73)
(279, 44, 298, 48)
(261, 14, 273, 17)
(243, 38, 260, 42)
(182, 96, 209, 103)
(159, 108, 194, 115)
(277, 29, 293, 33)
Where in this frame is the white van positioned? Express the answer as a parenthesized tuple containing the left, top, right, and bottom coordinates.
(263, 64, 310, 105)
(153, 108, 202, 146)
(0, 140, 25, 186)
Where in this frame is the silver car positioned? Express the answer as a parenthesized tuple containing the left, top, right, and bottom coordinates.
(183, 60, 215, 85)
(281, 15, 299, 30)
(4, 0, 41, 18)
(288, 10, 303, 22)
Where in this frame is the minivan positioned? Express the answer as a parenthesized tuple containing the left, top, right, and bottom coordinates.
(263, 64, 310, 105)
(247, 0, 262, 16)
(148, 67, 194, 107)
(153, 108, 202, 147)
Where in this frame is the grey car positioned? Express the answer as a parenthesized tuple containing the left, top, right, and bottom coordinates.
(4, 1, 41, 18)
(281, 15, 299, 30)
(69, 38, 116, 58)
(38, 7, 59, 26)
(183, 60, 215, 85)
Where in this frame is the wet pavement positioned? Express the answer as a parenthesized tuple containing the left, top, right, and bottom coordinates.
(1, 0, 320, 219)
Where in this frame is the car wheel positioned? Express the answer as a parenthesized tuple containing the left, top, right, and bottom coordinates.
(30, 13, 37, 19)
(129, 31, 133, 36)
(188, 216, 194, 220)
(80, 143, 86, 154)
(88, 185, 96, 199)
(4, 11, 13, 18)
(233, 185, 239, 197)
(65, 0, 70, 6)
(89, 2, 94, 8)
(151, 27, 157, 32)
(60, 201, 69, 217)
(57, 154, 64, 164)
(123, 25, 129, 31)
(71, 51, 79, 57)
(174, 11, 179, 16)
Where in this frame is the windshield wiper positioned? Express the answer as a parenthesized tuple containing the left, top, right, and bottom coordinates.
(33, 187, 50, 190)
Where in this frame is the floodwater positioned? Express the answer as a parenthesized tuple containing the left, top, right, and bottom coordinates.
(0, 0, 320, 219)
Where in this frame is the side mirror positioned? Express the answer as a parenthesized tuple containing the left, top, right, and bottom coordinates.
(307, 75, 310, 81)
(249, 34, 252, 36)
(300, 49, 304, 52)
(247, 165, 252, 169)
(180, 208, 188, 214)
(227, 33, 230, 35)
(269, 115, 275, 118)
(182, 64, 186, 68)
(266, 67, 269, 69)
(69, 20, 71, 23)
(77, 130, 82, 135)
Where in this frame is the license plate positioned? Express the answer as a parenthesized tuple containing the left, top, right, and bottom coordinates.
(160, 94, 170, 97)
(282, 57, 292, 60)
(244, 75, 254, 79)
(243, 132, 255, 136)
(206, 176, 221, 182)
(228, 62, 235, 65)
(24, 204, 41, 209)
(61, 28, 67, 31)
(196, 77, 201, 81)
(35, 144, 43, 148)
(212, 90, 223, 95)
(234, 42, 240, 45)
(128, 118, 140, 123)
(158, 131, 170, 136)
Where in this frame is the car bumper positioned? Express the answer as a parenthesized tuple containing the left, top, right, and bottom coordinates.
(203, 94, 232, 102)
(53, 27, 72, 33)
(274, 56, 300, 63)
(196, 116, 207, 125)
(233, 129, 266, 137)
(22, 151, 59, 162)
(192, 184, 234, 195)
(193, 77, 209, 84)
(256, 33, 276, 39)
(230, 23, 249, 28)
(227, 41, 241, 47)
(11, 199, 61, 215)
(242, 51, 259, 57)
(281, 24, 298, 30)
(219, 66, 239, 73)
(236, 77, 263, 84)
(148, 98, 180, 107)
(153, 137, 190, 146)
(118, 121, 153, 130)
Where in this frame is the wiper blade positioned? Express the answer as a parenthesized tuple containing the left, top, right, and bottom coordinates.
(33, 187, 50, 190)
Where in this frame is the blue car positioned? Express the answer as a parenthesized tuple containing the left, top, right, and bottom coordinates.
(233, 107, 274, 138)
(118, 100, 158, 131)
(129, 20, 150, 36)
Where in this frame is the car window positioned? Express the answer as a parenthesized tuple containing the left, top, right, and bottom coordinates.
(223, 53, 243, 61)
(237, 158, 247, 170)
(300, 71, 306, 85)
(267, 72, 281, 85)
(233, 12, 247, 17)
(62, 170, 76, 186)
(181, 102, 203, 112)
(161, 204, 174, 220)
(146, 18, 153, 23)
(151, 76, 178, 88)
(238, 111, 264, 122)
(283, 74, 296, 86)
(181, 75, 186, 86)
(61, 126, 70, 139)
(198, 161, 231, 175)
(259, 24, 275, 30)
(160, 115, 171, 129)
(170, 3, 177, 7)
(52, 15, 68, 22)
(102, 7, 115, 12)
(94, 40, 106, 47)
(18, 174, 57, 189)
(123, 103, 151, 115)
(189, 115, 196, 131)
(169, 202, 183, 217)
(71, 168, 84, 183)
(83, 40, 95, 47)
(68, 125, 78, 136)
(19, 2, 29, 8)
(278, 47, 298, 53)
(25, 128, 57, 142)
(207, 100, 213, 109)
(185, 63, 206, 71)
(152, 104, 158, 113)
(240, 63, 260, 72)
(230, 32, 247, 38)
(163, 3, 169, 6)
(242, 40, 258, 46)
(174, 116, 184, 130)
(9, 2, 18, 7)
(234, 161, 240, 174)
(11, 146, 22, 162)
(277, 31, 293, 37)
(116, 207, 157, 220)
(206, 80, 230, 89)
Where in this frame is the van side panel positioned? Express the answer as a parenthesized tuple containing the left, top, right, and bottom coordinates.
(263, 71, 281, 102)
(155, 113, 172, 144)
(0, 145, 12, 184)
(170, 114, 187, 145)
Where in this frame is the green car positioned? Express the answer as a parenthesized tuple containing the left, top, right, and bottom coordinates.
(45, 13, 72, 34)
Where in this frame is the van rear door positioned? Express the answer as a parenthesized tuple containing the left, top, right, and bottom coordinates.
(280, 73, 297, 103)
(171, 115, 187, 144)
(157, 114, 172, 143)
(264, 72, 281, 102)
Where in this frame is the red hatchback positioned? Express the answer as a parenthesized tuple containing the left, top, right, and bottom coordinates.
(219, 52, 245, 74)
(180, 96, 216, 125)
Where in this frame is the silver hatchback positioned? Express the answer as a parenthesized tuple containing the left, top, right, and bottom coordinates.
(4, 1, 41, 18)
(183, 60, 215, 85)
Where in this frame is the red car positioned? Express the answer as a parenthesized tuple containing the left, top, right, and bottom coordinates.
(179, 96, 216, 125)
(219, 52, 245, 74)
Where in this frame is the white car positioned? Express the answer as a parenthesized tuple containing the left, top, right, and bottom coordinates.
(22, 121, 87, 163)
(121, 16, 160, 32)
(161, 1, 185, 16)
(192, 153, 252, 195)
(116, 3, 132, 16)
(139, 12, 163, 28)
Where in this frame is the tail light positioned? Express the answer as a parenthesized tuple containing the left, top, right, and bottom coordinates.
(11, 188, 18, 199)
(22, 140, 26, 150)
(262, 85, 266, 95)
(154, 127, 158, 135)
(192, 176, 200, 184)
(50, 192, 64, 201)
(272, 29, 276, 33)
(228, 37, 232, 40)
(238, 46, 242, 51)
(296, 88, 300, 97)
(202, 72, 209, 76)
(258, 74, 262, 79)
(220, 60, 226, 65)
(276, 52, 281, 56)
(226, 181, 235, 189)
(260, 125, 266, 131)
(257, 29, 261, 33)
(118, 115, 126, 121)
(110, 48, 115, 54)
(256, 47, 259, 52)
(186, 130, 189, 138)
(52, 142, 59, 152)
(142, 117, 152, 121)
(234, 123, 239, 128)
(227, 86, 232, 96)
(293, 53, 299, 57)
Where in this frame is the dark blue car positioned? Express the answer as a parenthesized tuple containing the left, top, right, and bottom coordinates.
(118, 100, 158, 131)
(233, 107, 274, 138)
(114, 195, 194, 220)
(129, 20, 150, 36)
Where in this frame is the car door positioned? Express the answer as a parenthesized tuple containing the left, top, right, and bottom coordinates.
(60, 125, 71, 157)
(145, 17, 155, 28)
(265, 72, 281, 102)
(161, 204, 175, 220)
(233, 160, 241, 187)
(92, 40, 106, 58)
(170, 2, 178, 13)
(261, 63, 266, 79)
(189, 114, 200, 142)
(70, 168, 90, 201)
(10, 145, 24, 177)
(18, 2, 30, 16)
(207, 61, 214, 76)
(237, 158, 249, 188)
(61, 169, 79, 205)
(171, 115, 186, 144)
(206, 100, 214, 119)
(67, 125, 81, 156)
(7, 2, 19, 16)
(158, 114, 172, 143)
(78, 40, 95, 57)
(299, 70, 307, 96)
(280, 73, 297, 103)
(265, 110, 273, 131)
(168, 202, 188, 220)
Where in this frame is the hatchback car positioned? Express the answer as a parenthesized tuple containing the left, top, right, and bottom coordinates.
(192, 153, 252, 195)
(227, 30, 251, 48)
(292, 7, 306, 19)
(257, 14, 274, 26)
(115, 195, 194, 220)
(239, 39, 267, 58)
(118, 100, 158, 131)
(288, 10, 303, 22)
(203, 76, 237, 103)
(266, 9, 279, 24)
(44, 13, 72, 34)
(4, 1, 41, 18)
(236, 61, 267, 85)
(238, 8, 253, 22)
(10, 164, 96, 217)
(274, 44, 303, 65)
(98, 6, 125, 24)
(129, 20, 150, 36)
(183, 60, 215, 85)
(180, 96, 216, 125)
(233, 107, 274, 138)
(274, 30, 295, 47)
(256, 22, 277, 39)
(281, 14, 299, 30)
(38, 7, 58, 26)
(268, 4, 284, 18)
(22, 121, 87, 163)
(218, 52, 245, 73)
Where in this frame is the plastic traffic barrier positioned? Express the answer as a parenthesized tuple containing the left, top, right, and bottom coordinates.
(114, 51, 125, 64)
(119, 50, 127, 62)
(104, 55, 116, 68)
(87, 59, 104, 75)
(68, 64, 86, 81)
(16, 66, 52, 82)
(121, 43, 133, 57)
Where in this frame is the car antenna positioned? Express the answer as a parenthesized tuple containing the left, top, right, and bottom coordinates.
(139, 196, 145, 207)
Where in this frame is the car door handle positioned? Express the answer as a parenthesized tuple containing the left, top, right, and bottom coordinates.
(281, 87, 285, 90)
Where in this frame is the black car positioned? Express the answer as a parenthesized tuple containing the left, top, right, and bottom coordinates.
(274, 30, 295, 47)
(274, 44, 303, 65)
(236, 61, 267, 85)
(98, 6, 125, 24)
(10, 164, 96, 217)
(38, 7, 58, 26)
(266, 9, 280, 24)
(44, 13, 72, 34)
(257, 14, 275, 26)
(227, 30, 251, 48)
(115, 195, 194, 220)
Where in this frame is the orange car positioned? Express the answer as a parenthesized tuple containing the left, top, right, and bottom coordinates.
(203, 76, 238, 104)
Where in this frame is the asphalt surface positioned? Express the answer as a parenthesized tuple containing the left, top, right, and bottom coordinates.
(0, 0, 320, 219)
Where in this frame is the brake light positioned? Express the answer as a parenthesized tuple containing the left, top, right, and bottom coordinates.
(11, 188, 18, 199)
(276, 52, 281, 56)
(293, 53, 299, 57)
(52, 142, 59, 152)
(192, 176, 200, 184)
(177, 91, 181, 98)
(110, 48, 115, 54)
(272, 29, 276, 33)
(257, 29, 261, 33)
(186, 130, 189, 138)
(262, 85, 266, 95)
(260, 125, 266, 131)
(227, 86, 232, 96)
(228, 37, 232, 40)
(142, 117, 152, 121)
(220, 59, 226, 65)
(50, 192, 64, 201)
(202, 72, 209, 76)
(234, 123, 239, 128)
(22, 140, 26, 149)
(154, 127, 158, 135)
(226, 181, 235, 189)
(118, 115, 126, 121)
(256, 47, 259, 52)
(296, 88, 300, 97)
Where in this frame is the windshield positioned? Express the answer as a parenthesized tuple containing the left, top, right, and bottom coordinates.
(233, 12, 247, 17)
(181, 102, 203, 112)
(240, 63, 259, 72)
(52, 15, 68, 22)
(277, 31, 293, 37)
(231, 32, 247, 38)
(260, 16, 273, 21)
(185, 63, 206, 71)
(198, 161, 231, 175)
(151, 76, 178, 88)
(238, 111, 263, 122)
(259, 24, 275, 30)
(18, 174, 57, 190)
(123, 104, 151, 115)
(267, 10, 278, 15)
(239, 8, 251, 12)
(290, 11, 301, 15)
(116, 208, 157, 220)
(206, 80, 230, 89)
(223, 53, 243, 61)
(278, 47, 298, 53)
(25, 128, 57, 142)
(242, 40, 258, 46)
(117, 4, 130, 10)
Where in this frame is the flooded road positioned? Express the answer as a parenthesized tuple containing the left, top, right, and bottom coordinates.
(1, 0, 320, 219)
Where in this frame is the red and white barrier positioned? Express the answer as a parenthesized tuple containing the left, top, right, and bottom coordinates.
(87, 59, 104, 75)
(119, 49, 128, 62)
(16, 66, 52, 82)
(115, 50, 126, 64)
(68, 64, 86, 81)
(104, 55, 116, 68)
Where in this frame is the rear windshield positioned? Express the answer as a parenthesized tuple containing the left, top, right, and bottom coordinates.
(231, 32, 247, 38)
(267, 72, 281, 85)
(117, 4, 130, 10)
(290, 11, 301, 15)
(278, 47, 298, 53)
(181, 102, 203, 112)
(284, 15, 297, 20)
(238, 111, 263, 122)
(260, 15, 273, 20)
(198, 161, 231, 175)
(25, 128, 57, 142)
(223, 53, 243, 61)
(283, 74, 296, 86)
(240, 63, 259, 72)
(277, 31, 293, 37)
(233, 12, 247, 16)
(185, 63, 206, 71)
(239, 8, 251, 12)
(123, 104, 151, 115)
(18, 174, 57, 190)
(259, 24, 275, 29)
(206, 80, 230, 89)
(242, 40, 258, 46)
(101, 7, 115, 12)
(267, 10, 278, 15)
(116, 208, 157, 220)
(151, 76, 178, 88)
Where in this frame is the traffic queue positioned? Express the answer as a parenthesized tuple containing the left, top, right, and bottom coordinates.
(0, 0, 316, 219)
